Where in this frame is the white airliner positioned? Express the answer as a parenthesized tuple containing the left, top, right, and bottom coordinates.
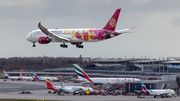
(139, 81, 175, 98)
(73, 64, 141, 84)
(33, 72, 58, 81)
(4, 71, 20, 80)
(45, 79, 94, 95)
(26, 8, 136, 48)
(19, 73, 34, 81)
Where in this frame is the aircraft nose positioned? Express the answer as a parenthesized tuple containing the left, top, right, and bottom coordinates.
(26, 32, 32, 41)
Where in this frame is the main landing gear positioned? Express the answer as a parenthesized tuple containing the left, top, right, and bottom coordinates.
(60, 43, 68, 48)
(76, 44, 83, 48)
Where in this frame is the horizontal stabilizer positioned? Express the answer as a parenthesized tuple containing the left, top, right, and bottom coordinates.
(116, 26, 137, 34)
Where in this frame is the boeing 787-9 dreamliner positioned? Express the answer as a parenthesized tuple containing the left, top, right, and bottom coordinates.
(26, 8, 136, 48)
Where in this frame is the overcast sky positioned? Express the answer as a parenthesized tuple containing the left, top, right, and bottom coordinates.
(1, 0, 180, 59)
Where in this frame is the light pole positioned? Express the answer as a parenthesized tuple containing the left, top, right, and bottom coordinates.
(133, 56, 134, 81)
(125, 56, 126, 83)
(141, 56, 142, 80)
(159, 57, 160, 78)
(163, 57, 164, 75)
(148, 57, 149, 79)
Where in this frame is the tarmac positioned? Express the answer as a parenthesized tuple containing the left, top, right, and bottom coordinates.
(0, 79, 180, 101)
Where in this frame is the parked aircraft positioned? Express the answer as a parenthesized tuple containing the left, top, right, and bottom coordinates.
(139, 81, 175, 98)
(73, 64, 141, 85)
(26, 8, 136, 48)
(45, 79, 94, 95)
(19, 73, 34, 81)
(4, 71, 20, 80)
(33, 72, 58, 81)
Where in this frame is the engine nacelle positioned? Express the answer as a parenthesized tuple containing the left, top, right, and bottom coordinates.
(38, 36, 51, 44)
(167, 93, 172, 97)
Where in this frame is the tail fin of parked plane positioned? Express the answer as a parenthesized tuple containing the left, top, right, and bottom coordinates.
(141, 81, 147, 90)
(45, 79, 55, 90)
(161, 83, 166, 89)
(103, 8, 121, 31)
(73, 64, 93, 83)
(19, 73, 23, 77)
(4, 71, 9, 77)
(33, 72, 40, 80)
(59, 80, 65, 89)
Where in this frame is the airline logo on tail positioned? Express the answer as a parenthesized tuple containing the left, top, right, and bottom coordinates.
(45, 79, 55, 90)
(4, 71, 9, 77)
(19, 73, 23, 77)
(141, 81, 147, 90)
(141, 81, 152, 95)
(103, 8, 121, 31)
(73, 64, 93, 83)
(33, 72, 40, 80)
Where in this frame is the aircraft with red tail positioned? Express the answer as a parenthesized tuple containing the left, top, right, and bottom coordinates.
(26, 8, 136, 48)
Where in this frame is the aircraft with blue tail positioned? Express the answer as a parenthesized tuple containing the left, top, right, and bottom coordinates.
(139, 81, 175, 98)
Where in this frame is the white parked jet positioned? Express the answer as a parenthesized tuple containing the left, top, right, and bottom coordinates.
(4, 71, 20, 80)
(139, 81, 175, 98)
(45, 79, 94, 95)
(33, 72, 58, 81)
(26, 8, 136, 48)
(73, 64, 141, 85)
(19, 73, 34, 81)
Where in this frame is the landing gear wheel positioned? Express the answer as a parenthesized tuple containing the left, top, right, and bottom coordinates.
(60, 43, 68, 48)
(32, 42, 36, 47)
(76, 44, 83, 48)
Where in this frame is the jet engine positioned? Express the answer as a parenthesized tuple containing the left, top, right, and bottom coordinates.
(167, 93, 172, 97)
(38, 36, 51, 44)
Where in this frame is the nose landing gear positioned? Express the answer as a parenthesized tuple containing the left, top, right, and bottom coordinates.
(32, 42, 36, 47)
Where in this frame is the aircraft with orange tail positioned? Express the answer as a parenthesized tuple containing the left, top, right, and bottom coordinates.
(26, 8, 136, 48)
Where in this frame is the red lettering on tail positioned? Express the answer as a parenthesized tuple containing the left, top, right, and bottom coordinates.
(103, 9, 121, 31)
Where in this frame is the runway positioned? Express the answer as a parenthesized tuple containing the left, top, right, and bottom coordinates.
(0, 79, 179, 101)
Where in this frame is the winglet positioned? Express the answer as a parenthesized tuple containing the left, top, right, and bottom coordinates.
(38, 22, 49, 35)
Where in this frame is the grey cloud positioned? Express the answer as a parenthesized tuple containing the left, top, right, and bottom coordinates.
(1, 0, 180, 58)
(172, 17, 180, 26)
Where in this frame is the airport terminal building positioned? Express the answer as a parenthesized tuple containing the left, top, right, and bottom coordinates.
(4, 57, 180, 93)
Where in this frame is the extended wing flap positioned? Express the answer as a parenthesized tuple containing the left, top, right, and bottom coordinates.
(38, 22, 70, 42)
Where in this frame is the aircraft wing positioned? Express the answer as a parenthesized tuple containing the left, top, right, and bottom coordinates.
(115, 26, 137, 34)
(38, 22, 70, 42)
(156, 92, 169, 96)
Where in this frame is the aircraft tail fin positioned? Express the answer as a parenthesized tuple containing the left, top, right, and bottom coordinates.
(4, 71, 9, 77)
(141, 81, 147, 90)
(161, 83, 166, 89)
(103, 8, 121, 31)
(33, 72, 40, 80)
(19, 73, 23, 77)
(45, 79, 55, 90)
(73, 64, 93, 83)
(59, 80, 65, 89)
